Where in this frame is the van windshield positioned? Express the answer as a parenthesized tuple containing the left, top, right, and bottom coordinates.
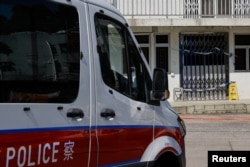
(0, 0, 80, 103)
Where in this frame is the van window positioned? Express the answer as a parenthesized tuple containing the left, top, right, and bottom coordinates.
(0, 0, 80, 103)
(95, 14, 152, 102)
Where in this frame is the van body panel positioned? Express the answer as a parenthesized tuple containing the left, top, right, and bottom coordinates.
(0, 0, 185, 167)
(0, 0, 91, 166)
(141, 136, 182, 161)
(88, 4, 155, 166)
(0, 128, 89, 167)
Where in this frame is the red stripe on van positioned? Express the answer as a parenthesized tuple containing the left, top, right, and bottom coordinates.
(0, 126, 182, 167)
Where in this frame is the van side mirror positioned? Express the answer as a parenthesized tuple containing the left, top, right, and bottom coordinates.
(152, 68, 166, 100)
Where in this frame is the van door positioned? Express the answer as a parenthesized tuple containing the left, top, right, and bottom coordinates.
(88, 4, 156, 167)
(0, 0, 91, 166)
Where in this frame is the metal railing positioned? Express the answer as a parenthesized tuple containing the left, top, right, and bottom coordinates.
(107, 0, 250, 18)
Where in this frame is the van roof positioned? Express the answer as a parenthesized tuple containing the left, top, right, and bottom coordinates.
(83, 0, 122, 17)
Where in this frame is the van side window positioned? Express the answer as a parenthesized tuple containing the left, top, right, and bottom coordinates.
(95, 14, 152, 102)
(0, 0, 80, 103)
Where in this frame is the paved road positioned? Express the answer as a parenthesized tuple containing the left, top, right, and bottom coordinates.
(181, 114, 250, 167)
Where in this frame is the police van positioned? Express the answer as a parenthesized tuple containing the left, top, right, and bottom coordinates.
(0, 0, 186, 166)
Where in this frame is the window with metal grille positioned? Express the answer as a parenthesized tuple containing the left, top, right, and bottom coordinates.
(184, 0, 199, 18)
(235, 35, 250, 71)
(202, 0, 214, 17)
(217, 0, 231, 15)
(234, 0, 250, 18)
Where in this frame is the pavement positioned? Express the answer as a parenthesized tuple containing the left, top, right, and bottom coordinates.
(169, 99, 250, 114)
(169, 101, 250, 167)
(183, 114, 250, 167)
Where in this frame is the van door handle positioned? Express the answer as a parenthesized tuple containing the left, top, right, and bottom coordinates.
(101, 109, 116, 118)
(67, 109, 84, 118)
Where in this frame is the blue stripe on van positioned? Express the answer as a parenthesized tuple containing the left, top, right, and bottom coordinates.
(100, 160, 154, 167)
(99, 159, 140, 167)
(0, 126, 89, 134)
(0, 125, 179, 134)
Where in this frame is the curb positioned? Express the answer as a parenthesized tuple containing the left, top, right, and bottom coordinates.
(181, 116, 250, 121)
(170, 100, 250, 114)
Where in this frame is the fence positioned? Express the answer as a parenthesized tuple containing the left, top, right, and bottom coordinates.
(107, 0, 250, 18)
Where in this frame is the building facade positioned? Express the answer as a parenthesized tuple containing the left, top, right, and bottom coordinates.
(107, 0, 250, 101)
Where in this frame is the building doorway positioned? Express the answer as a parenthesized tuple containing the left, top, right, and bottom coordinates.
(180, 33, 229, 100)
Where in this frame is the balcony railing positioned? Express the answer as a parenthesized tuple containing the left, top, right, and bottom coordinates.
(107, 0, 250, 18)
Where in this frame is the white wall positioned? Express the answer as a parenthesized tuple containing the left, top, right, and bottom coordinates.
(230, 73, 250, 100)
(132, 26, 250, 101)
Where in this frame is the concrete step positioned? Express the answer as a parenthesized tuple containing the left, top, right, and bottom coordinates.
(170, 100, 250, 114)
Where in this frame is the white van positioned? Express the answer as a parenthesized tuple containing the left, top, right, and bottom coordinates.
(0, 0, 186, 167)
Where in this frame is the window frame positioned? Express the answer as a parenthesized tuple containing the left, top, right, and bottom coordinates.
(155, 34, 169, 73)
(95, 14, 152, 103)
(135, 34, 150, 63)
(234, 35, 250, 72)
(235, 46, 250, 71)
